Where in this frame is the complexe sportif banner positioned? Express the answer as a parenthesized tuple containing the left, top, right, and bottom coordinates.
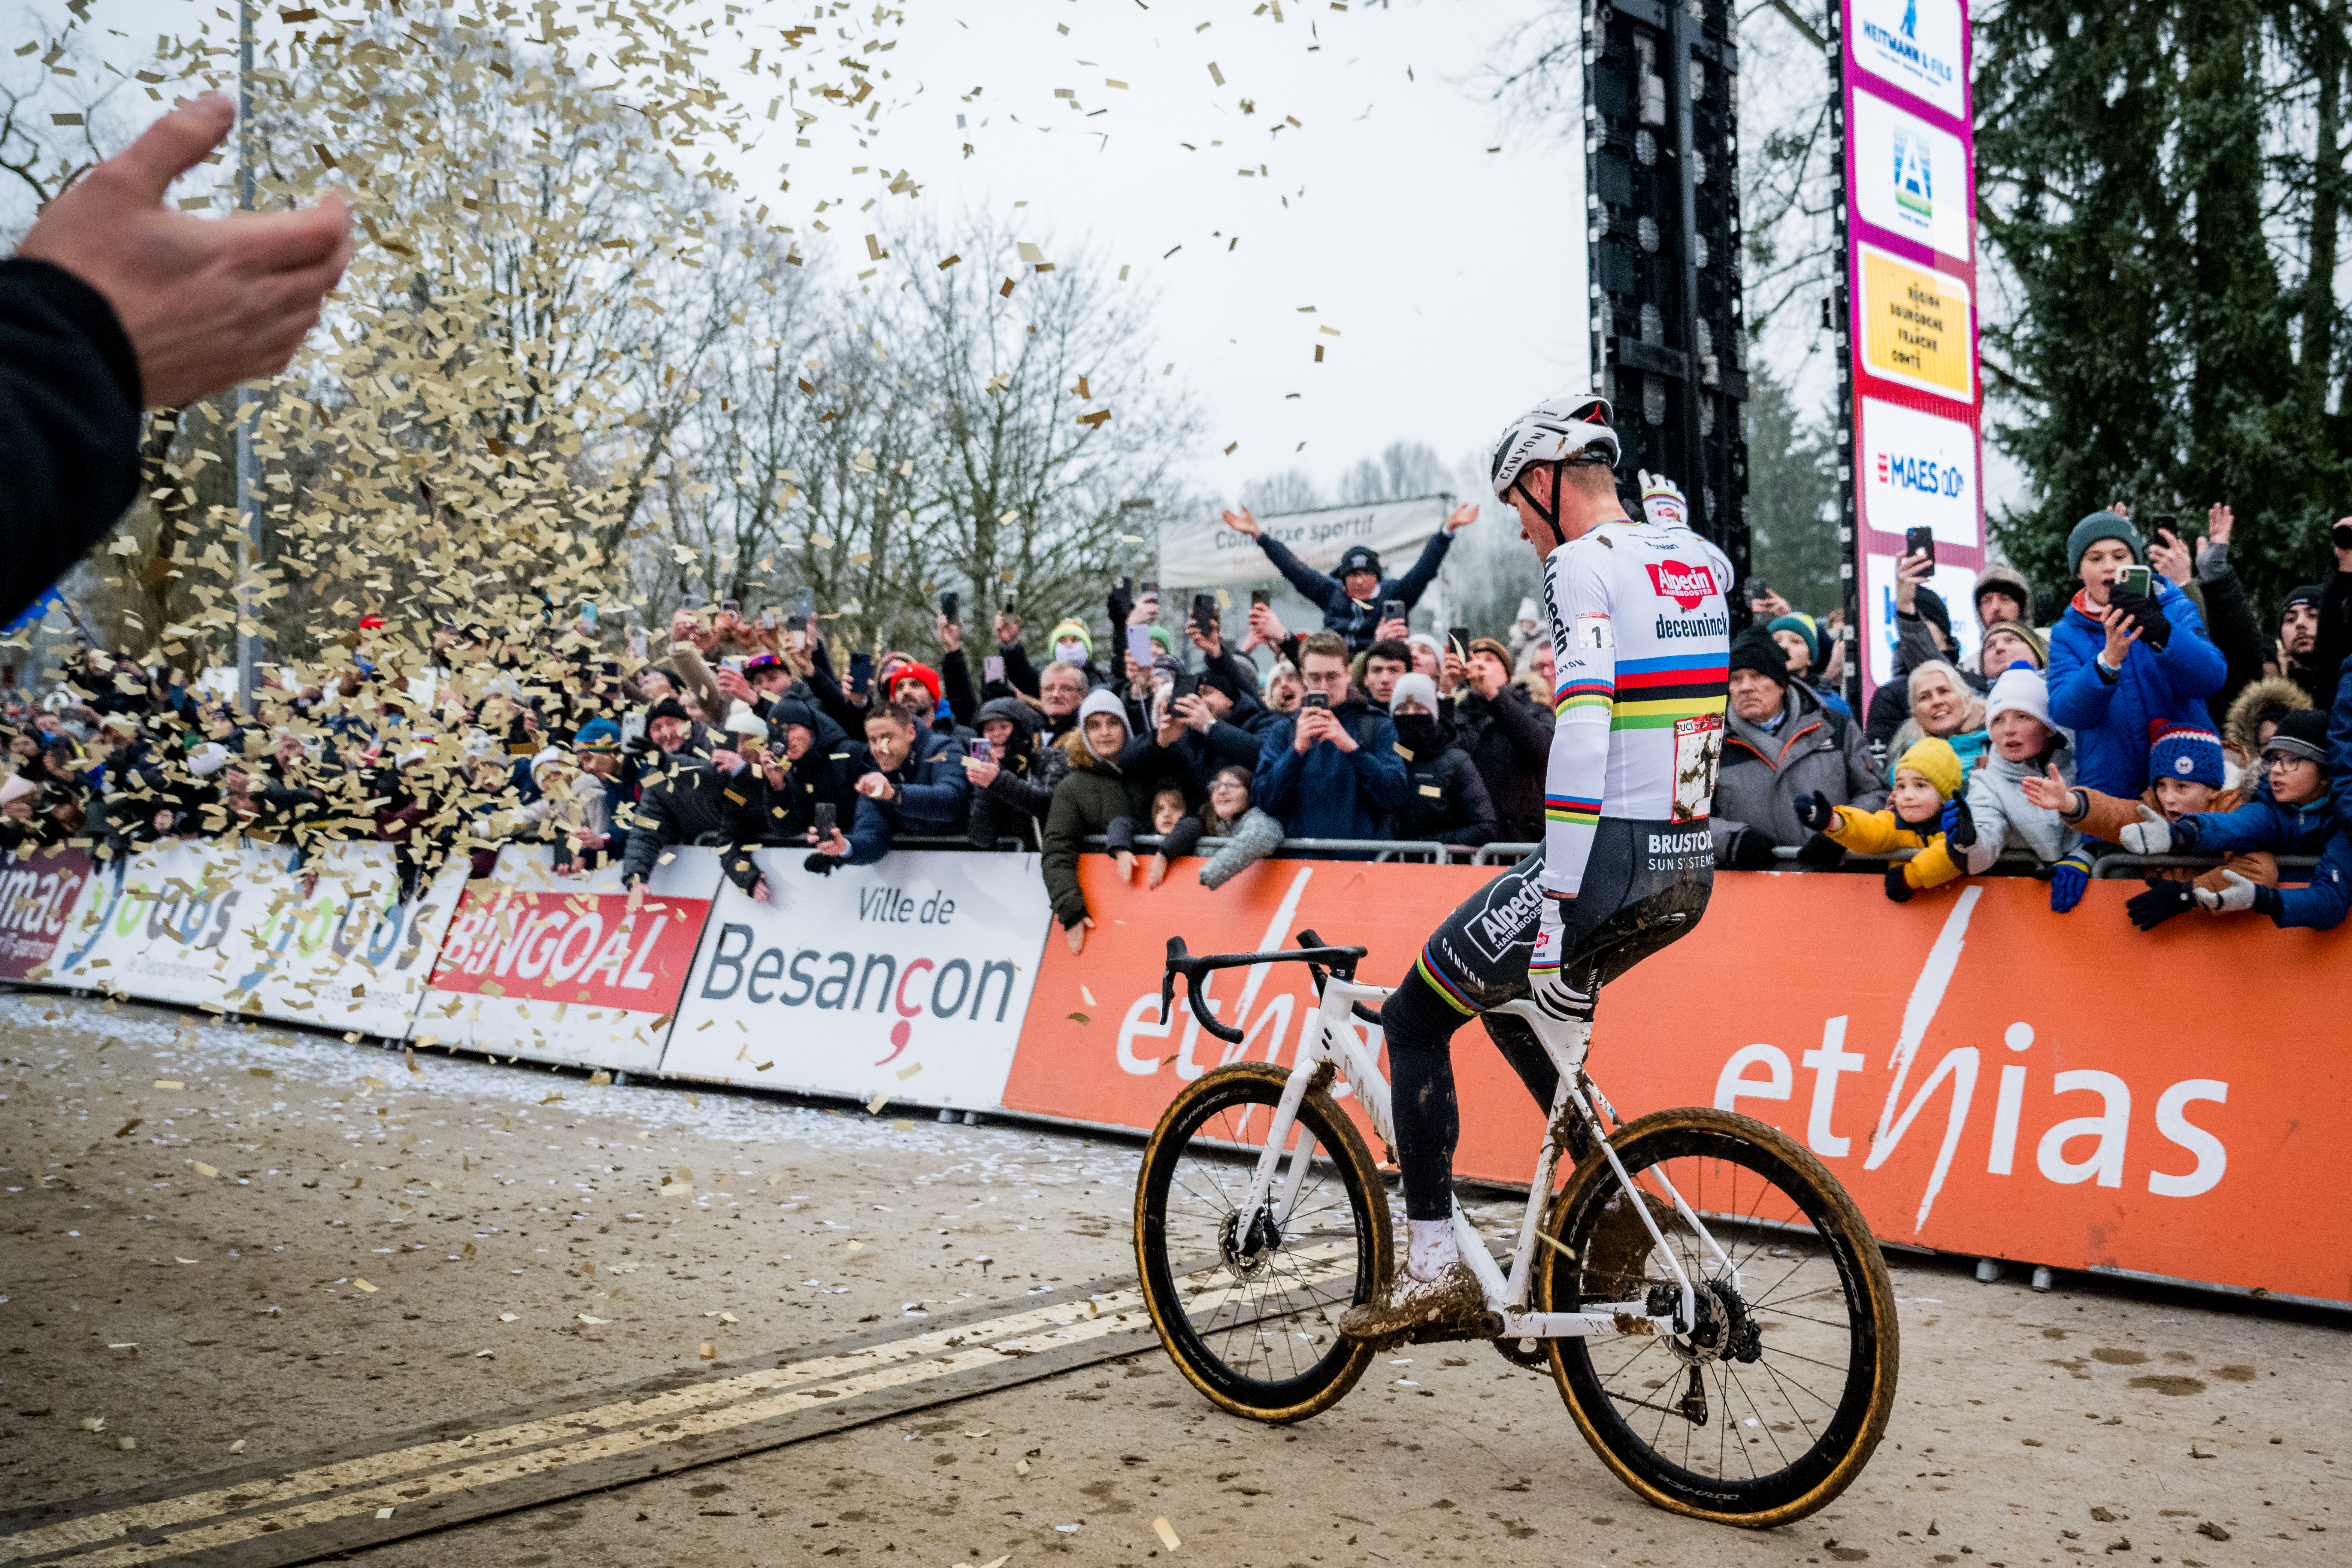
(0, 845, 103, 983)
(1006, 861, 2352, 1305)
(1156, 494, 1453, 588)
(418, 845, 718, 1072)
(661, 848, 1053, 1111)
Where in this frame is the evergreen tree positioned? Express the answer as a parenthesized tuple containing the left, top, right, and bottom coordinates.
(1976, 0, 2349, 617)
(1743, 366, 1842, 615)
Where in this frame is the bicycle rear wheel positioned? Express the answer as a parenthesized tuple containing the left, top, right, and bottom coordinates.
(1535, 1107, 1898, 1527)
(1133, 1061, 1390, 1423)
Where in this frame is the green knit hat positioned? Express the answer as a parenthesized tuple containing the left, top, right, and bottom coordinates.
(2066, 511, 2143, 574)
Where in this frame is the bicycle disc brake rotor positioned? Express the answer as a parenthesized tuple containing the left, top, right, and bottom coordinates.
(1217, 1205, 1283, 1279)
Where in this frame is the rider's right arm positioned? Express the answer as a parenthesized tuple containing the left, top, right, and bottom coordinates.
(1539, 539, 1617, 899)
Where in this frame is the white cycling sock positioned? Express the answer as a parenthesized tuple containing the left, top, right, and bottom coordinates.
(1406, 1218, 1459, 1281)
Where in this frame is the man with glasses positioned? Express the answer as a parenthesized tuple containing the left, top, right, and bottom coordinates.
(1340, 394, 1732, 1345)
(1252, 631, 1408, 848)
(2119, 708, 2350, 929)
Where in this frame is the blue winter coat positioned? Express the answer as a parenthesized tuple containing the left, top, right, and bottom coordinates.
(2046, 580, 2227, 796)
(841, 729, 972, 865)
(2177, 781, 2351, 931)
(1253, 530, 1453, 652)
(1254, 700, 1409, 842)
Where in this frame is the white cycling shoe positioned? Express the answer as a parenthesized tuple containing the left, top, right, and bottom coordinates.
(1337, 1259, 1490, 1345)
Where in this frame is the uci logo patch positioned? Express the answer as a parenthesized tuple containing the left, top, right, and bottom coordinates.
(1645, 560, 1718, 611)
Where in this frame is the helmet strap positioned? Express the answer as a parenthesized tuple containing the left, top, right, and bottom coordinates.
(1515, 461, 1569, 553)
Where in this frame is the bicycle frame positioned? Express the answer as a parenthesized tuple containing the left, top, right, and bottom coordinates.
(1184, 959, 1738, 1343)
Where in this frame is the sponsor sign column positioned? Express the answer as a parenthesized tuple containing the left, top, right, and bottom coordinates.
(1833, 0, 1985, 703)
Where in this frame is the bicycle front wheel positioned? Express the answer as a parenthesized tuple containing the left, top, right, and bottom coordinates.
(1133, 1061, 1391, 1423)
(1535, 1107, 1898, 1527)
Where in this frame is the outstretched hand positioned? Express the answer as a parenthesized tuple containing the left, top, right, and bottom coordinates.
(18, 93, 354, 408)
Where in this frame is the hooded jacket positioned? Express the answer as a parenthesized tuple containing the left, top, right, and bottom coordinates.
(1710, 680, 1886, 860)
(1248, 529, 1455, 652)
(2221, 676, 2312, 768)
(967, 696, 1071, 849)
(1253, 692, 1408, 842)
(1040, 691, 1147, 927)
(2047, 578, 2227, 796)
(1450, 681, 1554, 842)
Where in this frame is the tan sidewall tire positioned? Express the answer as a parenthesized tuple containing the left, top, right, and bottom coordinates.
(1537, 1106, 1899, 1528)
(1133, 1060, 1392, 1424)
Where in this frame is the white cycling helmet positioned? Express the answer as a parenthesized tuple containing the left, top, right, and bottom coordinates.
(1487, 393, 1619, 506)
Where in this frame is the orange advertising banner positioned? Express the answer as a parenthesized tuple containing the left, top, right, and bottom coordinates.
(1005, 859, 2352, 1304)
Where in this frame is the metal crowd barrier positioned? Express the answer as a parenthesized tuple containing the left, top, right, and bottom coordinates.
(2092, 853, 2319, 878)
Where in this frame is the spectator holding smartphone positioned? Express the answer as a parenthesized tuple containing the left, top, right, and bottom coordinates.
(2047, 510, 2227, 796)
(1448, 635, 1553, 842)
(1386, 673, 1496, 847)
(964, 696, 1067, 850)
(1253, 631, 1408, 846)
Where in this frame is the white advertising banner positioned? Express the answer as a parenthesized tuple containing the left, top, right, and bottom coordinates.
(1851, 0, 1965, 119)
(46, 841, 300, 1008)
(1862, 550, 1983, 688)
(417, 845, 720, 1072)
(662, 848, 1052, 1111)
(1850, 88, 1970, 264)
(1156, 496, 1451, 588)
(1858, 395, 1982, 549)
(227, 843, 471, 1039)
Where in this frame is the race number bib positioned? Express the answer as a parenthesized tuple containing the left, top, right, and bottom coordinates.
(1671, 714, 1722, 823)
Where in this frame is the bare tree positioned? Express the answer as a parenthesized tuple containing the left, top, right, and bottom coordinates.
(1238, 469, 1326, 515)
(1334, 440, 1453, 505)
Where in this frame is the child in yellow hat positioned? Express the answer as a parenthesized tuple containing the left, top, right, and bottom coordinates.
(1794, 736, 1968, 901)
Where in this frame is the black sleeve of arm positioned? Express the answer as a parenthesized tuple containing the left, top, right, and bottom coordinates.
(1000, 638, 1041, 698)
(2197, 563, 2269, 706)
(940, 647, 978, 730)
(1388, 530, 1454, 609)
(0, 259, 142, 625)
(1254, 532, 1343, 612)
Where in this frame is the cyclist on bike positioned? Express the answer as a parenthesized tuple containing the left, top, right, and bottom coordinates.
(1340, 393, 1733, 1343)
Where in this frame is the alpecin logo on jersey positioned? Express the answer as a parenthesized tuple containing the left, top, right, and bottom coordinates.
(1645, 560, 1719, 611)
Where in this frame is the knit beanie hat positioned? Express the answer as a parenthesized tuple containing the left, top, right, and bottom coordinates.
(2281, 584, 2326, 621)
(1048, 619, 1093, 658)
(767, 697, 817, 735)
(886, 661, 943, 706)
(1972, 563, 2036, 620)
(1388, 672, 1441, 715)
(1911, 587, 1952, 641)
(1467, 636, 1513, 669)
(1076, 685, 1131, 757)
(2147, 722, 2224, 788)
(1729, 625, 1791, 686)
(572, 718, 621, 751)
(1895, 736, 1965, 800)
(1981, 619, 2047, 669)
(1766, 613, 1820, 668)
(721, 700, 768, 739)
(1145, 624, 1175, 654)
(2066, 510, 2144, 573)
(1985, 666, 2054, 733)
(2263, 709, 2330, 767)
(646, 696, 691, 725)
(0, 772, 39, 806)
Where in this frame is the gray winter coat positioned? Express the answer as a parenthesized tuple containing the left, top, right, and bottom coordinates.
(1709, 682, 1886, 857)
(1957, 740, 2082, 872)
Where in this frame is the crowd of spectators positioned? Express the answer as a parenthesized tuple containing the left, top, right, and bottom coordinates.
(4, 497, 2348, 950)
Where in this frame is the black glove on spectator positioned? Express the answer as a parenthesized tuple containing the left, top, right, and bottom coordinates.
(1882, 862, 1914, 903)
(1793, 792, 1834, 832)
(2126, 878, 2195, 930)
(2106, 585, 2171, 650)
(1796, 831, 1844, 869)
(802, 853, 837, 876)
(1727, 830, 1778, 871)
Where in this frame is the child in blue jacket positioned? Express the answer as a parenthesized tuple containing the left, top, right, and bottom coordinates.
(2121, 711, 2349, 930)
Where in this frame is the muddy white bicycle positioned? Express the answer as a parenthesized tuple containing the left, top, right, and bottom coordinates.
(1131, 931, 1898, 1528)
